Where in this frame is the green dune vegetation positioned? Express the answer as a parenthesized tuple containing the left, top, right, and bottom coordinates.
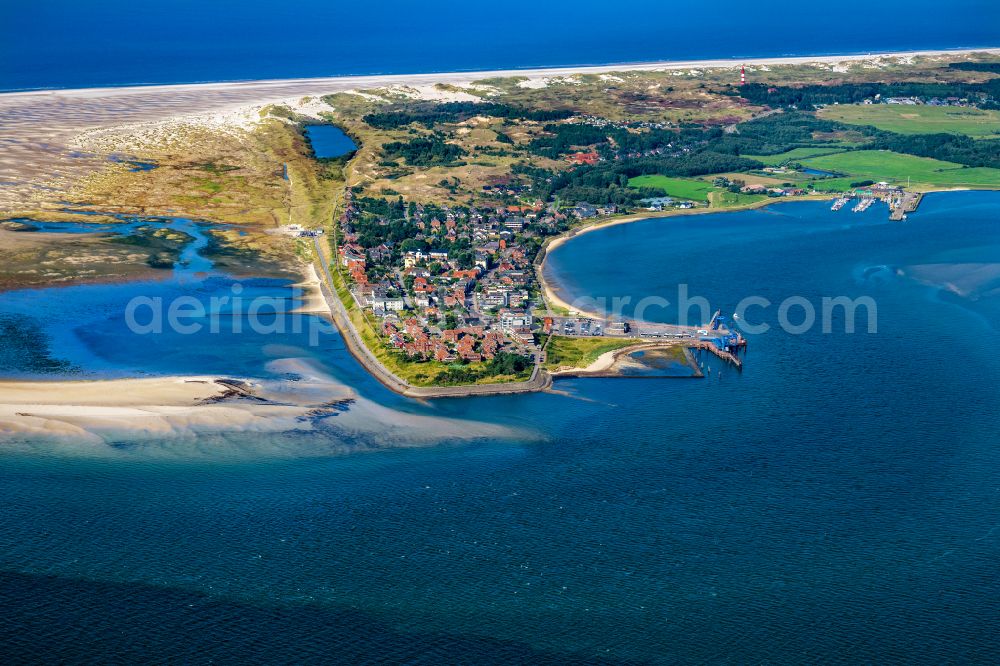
(709, 190, 772, 207)
(311, 55, 1000, 221)
(7, 52, 1000, 390)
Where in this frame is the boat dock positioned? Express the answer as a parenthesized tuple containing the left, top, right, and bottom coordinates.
(852, 197, 875, 213)
(831, 196, 851, 211)
(830, 186, 924, 221)
(889, 191, 923, 221)
(550, 309, 747, 370)
(691, 340, 743, 369)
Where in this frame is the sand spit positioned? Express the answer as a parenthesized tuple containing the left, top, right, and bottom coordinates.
(0, 361, 537, 452)
(0, 374, 350, 446)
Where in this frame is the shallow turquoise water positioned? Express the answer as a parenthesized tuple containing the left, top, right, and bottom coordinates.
(2, 192, 1000, 662)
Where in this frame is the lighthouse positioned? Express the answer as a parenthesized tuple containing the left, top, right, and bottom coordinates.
(740, 64, 746, 86)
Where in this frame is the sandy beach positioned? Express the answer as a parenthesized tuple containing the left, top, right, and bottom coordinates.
(1, 47, 997, 431)
(2, 47, 997, 210)
(547, 341, 701, 378)
(8, 47, 997, 101)
(0, 376, 270, 442)
(290, 263, 331, 315)
(0, 360, 536, 448)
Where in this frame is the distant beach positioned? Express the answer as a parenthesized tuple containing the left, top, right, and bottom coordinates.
(7, 47, 999, 100)
(4, 47, 997, 228)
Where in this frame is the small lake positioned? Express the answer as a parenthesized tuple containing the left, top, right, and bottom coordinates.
(802, 167, 840, 178)
(304, 125, 356, 158)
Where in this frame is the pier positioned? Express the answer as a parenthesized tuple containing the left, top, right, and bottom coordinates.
(691, 340, 743, 369)
(889, 191, 923, 221)
(829, 186, 924, 221)
(547, 309, 747, 371)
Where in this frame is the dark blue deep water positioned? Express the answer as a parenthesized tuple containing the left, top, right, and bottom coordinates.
(2, 192, 1000, 662)
(304, 125, 357, 159)
(1, 0, 997, 91)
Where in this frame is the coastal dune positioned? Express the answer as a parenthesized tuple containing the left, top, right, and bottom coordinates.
(1, 47, 998, 439)
(3, 48, 998, 210)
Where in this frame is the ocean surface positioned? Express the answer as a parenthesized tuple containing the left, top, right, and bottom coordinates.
(1, 0, 998, 91)
(1, 192, 999, 662)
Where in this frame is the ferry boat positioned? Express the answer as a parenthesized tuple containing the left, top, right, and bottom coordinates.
(831, 197, 850, 211)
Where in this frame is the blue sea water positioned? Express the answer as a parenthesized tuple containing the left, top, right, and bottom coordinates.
(0, 217, 342, 381)
(2, 192, 1000, 661)
(1, 0, 997, 91)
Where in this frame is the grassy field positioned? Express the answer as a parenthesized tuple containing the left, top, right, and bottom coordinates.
(800, 150, 1000, 189)
(78, 120, 339, 229)
(818, 104, 1000, 139)
(744, 147, 849, 165)
(808, 176, 867, 192)
(544, 336, 640, 370)
(714, 172, 790, 187)
(709, 190, 770, 208)
(628, 175, 773, 207)
(627, 175, 715, 201)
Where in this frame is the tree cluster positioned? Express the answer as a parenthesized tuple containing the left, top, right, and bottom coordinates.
(364, 102, 573, 129)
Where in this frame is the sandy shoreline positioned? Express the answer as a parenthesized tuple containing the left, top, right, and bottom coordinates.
(2, 47, 997, 418)
(291, 263, 331, 315)
(3, 47, 997, 210)
(0, 363, 536, 447)
(548, 341, 702, 379)
(5, 47, 997, 100)
(0, 376, 260, 442)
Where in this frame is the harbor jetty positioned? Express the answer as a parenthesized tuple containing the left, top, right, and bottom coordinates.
(890, 191, 923, 221)
(542, 309, 747, 371)
(829, 183, 924, 221)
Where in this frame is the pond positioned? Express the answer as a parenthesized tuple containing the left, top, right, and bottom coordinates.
(304, 124, 357, 158)
(802, 166, 839, 178)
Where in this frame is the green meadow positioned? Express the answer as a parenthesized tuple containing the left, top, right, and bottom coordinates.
(743, 147, 848, 165)
(818, 104, 1000, 139)
(627, 175, 715, 201)
(709, 190, 769, 208)
(808, 176, 867, 193)
(543, 336, 643, 371)
(800, 150, 1000, 189)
